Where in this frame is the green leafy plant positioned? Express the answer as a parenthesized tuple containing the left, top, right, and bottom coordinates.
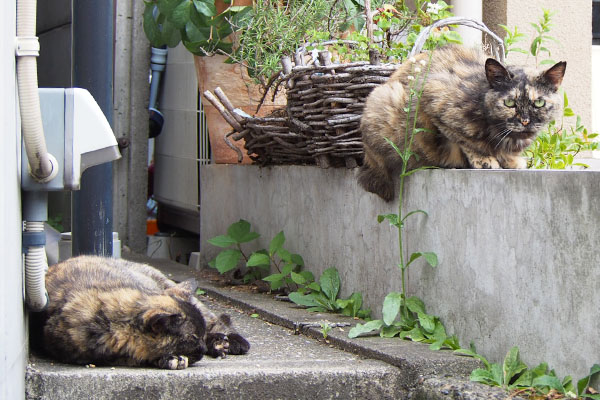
(142, 0, 252, 55)
(288, 267, 371, 319)
(348, 292, 460, 350)
(318, 0, 460, 64)
(456, 346, 600, 399)
(257, 231, 306, 291)
(230, 0, 352, 87)
(347, 49, 459, 351)
(499, 8, 558, 67)
(207, 219, 304, 289)
(524, 92, 599, 169)
(319, 322, 332, 339)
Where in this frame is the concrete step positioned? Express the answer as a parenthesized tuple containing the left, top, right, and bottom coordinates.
(25, 253, 521, 400)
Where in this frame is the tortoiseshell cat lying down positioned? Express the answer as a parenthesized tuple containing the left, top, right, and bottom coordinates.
(33, 256, 249, 369)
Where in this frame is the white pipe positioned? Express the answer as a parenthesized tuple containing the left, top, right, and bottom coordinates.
(24, 221, 49, 312)
(452, 0, 483, 48)
(17, 0, 50, 311)
(16, 0, 56, 181)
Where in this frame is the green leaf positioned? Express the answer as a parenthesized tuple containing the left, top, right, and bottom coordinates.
(290, 271, 306, 285)
(503, 347, 528, 388)
(377, 213, 401, 228)
(143, 4, 167, 47)
(405, 296, 426, 314)
(422, 252, 438, 267)
(269, 231, 286, 256)
(383, 137, 403, 157)
(207, 234, 237, 248)
(381, 325, 402, 338)
(215, 249, 242, 273)
(281, 262, 294, 276)
(193, 0, 217, 17)
(227, 220, 260, 243)
(407, 252, 423, 267)
(511, 370, 533, 389)
(382, 292, 403, 325)
(533, 375, 565, 393)
(417, 312, 436, 333)
(247, 252, 271, 267)
(454, 348, 491, 369)
(442, 30, 462, 44)
(319, 267, 340, 302)
(307, 282, 321, 292)
(299, 270, 314, 283)
(400, 326, 426, 342)
(348, 292, 363, 317)
(471, 368, 501, 386)
(348, 320, 384, 338)
(288, 292, 320, 308)
(577, 364, 600, 396)
(291, 253, 304, 266)
(170, 0, 193, 29)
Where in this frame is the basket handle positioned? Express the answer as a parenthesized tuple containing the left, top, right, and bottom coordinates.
(409, 17, 505, 63)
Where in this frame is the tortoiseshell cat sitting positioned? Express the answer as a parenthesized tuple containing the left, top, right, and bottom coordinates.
(32, 256, 249, 369)
(359, 45, 566, 201)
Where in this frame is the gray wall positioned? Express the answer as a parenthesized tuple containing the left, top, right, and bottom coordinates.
(1, 1, 27, 398)
(200, 165, 599, 381)
(112, 0, 150, 252)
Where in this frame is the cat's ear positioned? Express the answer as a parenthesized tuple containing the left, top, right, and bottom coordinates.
(165, 278, 198, 298)
(485, 58, 511, 88)
(145, 311, 183, 334)
(539, 61, 566, 91)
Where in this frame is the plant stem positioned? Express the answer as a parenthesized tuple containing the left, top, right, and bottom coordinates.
(397, 49, 435, 319)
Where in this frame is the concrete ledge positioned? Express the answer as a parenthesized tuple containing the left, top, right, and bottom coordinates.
(200, 164, 600, 379)
(26, 254, 519, 400)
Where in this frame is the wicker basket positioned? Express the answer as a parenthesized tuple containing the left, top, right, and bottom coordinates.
(203, 17, 505, 167)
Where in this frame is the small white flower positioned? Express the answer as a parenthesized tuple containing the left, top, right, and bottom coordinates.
(426, 2, 443, 15)
(414, 67, 421, 73)
(409, 56, 417, 63)
(407, 76, 415, 81)
(419, 59, 427, 66)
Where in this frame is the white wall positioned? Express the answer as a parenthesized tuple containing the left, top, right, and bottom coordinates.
(0, 1, 27, 399)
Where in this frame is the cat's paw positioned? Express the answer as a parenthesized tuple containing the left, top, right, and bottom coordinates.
(158, 355, 189, 370)
(500, 155, 527, 169)
(470, 156, 500, 169)
(227, 333, 250, 355)
(206, 333, 230, 358)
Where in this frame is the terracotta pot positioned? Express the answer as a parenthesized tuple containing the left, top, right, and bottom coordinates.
(195, 55, 286, 164)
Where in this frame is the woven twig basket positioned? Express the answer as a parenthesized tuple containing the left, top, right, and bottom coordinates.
(203, 17, 505, 167)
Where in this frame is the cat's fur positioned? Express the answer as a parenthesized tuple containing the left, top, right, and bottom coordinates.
(359, 45, 566, 201)
(32, 256, 250, 369)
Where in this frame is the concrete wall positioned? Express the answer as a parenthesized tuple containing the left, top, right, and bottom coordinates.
(200, 165, 599, 381)
(112, 0, 151, 252)
(483, 0, 592, 128)
(1, 1, 27, 398)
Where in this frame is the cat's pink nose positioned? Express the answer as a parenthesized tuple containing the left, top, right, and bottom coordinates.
(521, 118, 530, 126)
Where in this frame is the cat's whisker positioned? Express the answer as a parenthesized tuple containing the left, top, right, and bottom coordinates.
(494, 129, 513, 149)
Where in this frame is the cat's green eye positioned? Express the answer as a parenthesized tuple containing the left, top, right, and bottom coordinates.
(534, 98, 546, 108)
(503, 98, 516, 107)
